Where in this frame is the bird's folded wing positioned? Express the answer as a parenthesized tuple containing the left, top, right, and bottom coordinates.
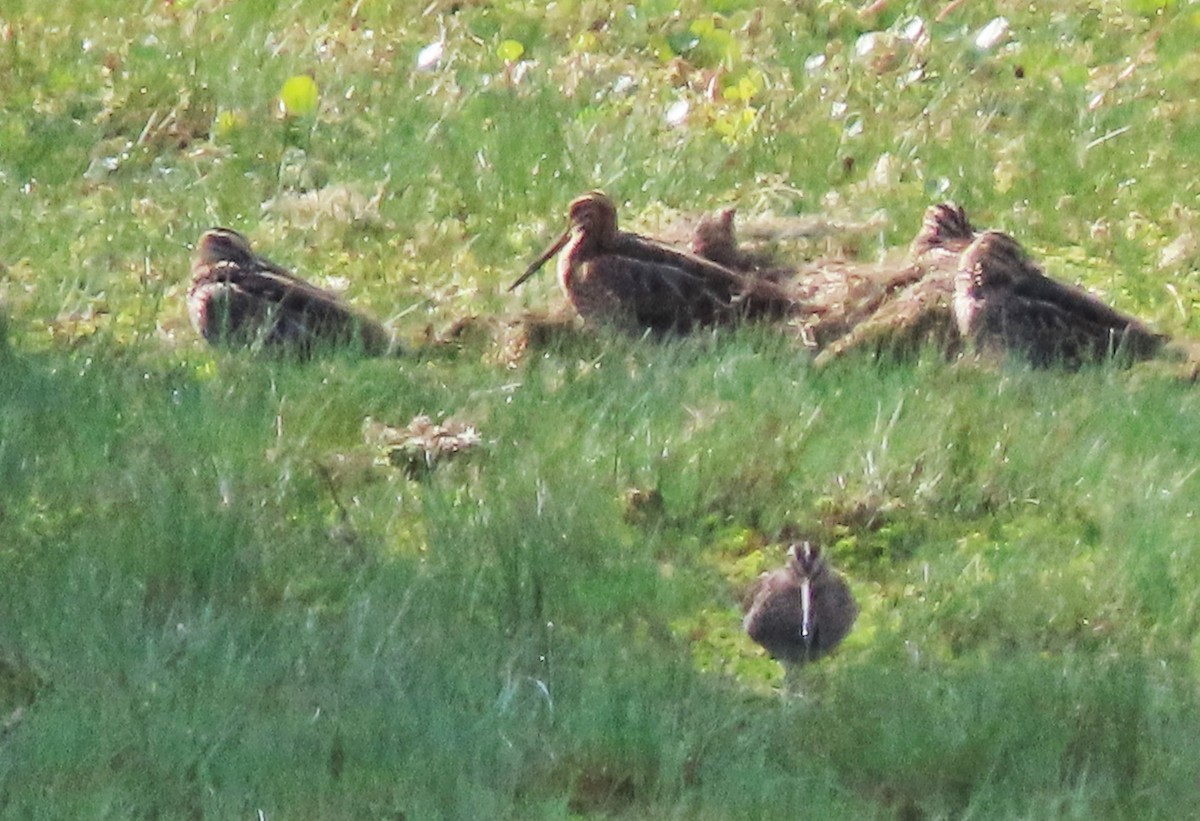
(588, 254, 732, 329)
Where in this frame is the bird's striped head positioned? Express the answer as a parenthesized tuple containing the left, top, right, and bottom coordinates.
(912, 202, 975, 257)
(195, 227, 257, 269)
(566, 190, 619, 238)
(786, 541, 825, 579)
(509, 191, 619, 292)
(959, 230, 1031, 294)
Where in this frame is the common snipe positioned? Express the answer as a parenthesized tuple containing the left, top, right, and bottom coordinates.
(189, 228, 390, 355)
(955, 230, 1167, 367)
(744, 542, 858, 677)
(510, 192, 799, 333)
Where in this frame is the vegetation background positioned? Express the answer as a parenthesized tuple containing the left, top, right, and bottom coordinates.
(2, 0, 1200, 817)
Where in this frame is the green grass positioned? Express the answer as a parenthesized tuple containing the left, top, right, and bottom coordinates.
(4, 0, 1200, 817)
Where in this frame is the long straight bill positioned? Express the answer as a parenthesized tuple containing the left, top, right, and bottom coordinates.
(509, 230, 571, 292)
(800, 578, 812, 642)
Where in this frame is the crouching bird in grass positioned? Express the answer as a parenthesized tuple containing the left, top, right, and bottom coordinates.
(688, 207, 789, 279)
(744, 542, 857, 691)
(188, 228, 391, 356)
(955, 230, 1167, 369)
(801, 201, 978, 365)
(508, 191, 800, 334)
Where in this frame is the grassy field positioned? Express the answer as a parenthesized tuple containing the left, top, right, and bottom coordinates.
(4, 0, 1200, 817)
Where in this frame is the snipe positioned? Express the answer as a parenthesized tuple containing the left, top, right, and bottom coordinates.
(744, 542, 857, 680)
(509, 192, 798, 333)
(910, 201, 976, 260)
(188, 228, 390, 355)
(689, 207, 785, 277)
(811, 202, 978, 364)
(955, 230, 1167, 367)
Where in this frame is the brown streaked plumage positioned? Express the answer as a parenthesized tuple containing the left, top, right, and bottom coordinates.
(909, 201, 976, 259)
(689, 207, 786, 277)
(812, 202, 977, 364)
(188, 228, 389, 355)
(743, 542, 857, 674)
(955, 230, 1167, 368)
(509, 192, 798, 333)
(688, 207, 945, 350)
(688, 207, 868, 347)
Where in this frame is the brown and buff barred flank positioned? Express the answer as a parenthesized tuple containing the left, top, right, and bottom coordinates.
(189, 228, 390, 356)
(955, 230, 1167, 368)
